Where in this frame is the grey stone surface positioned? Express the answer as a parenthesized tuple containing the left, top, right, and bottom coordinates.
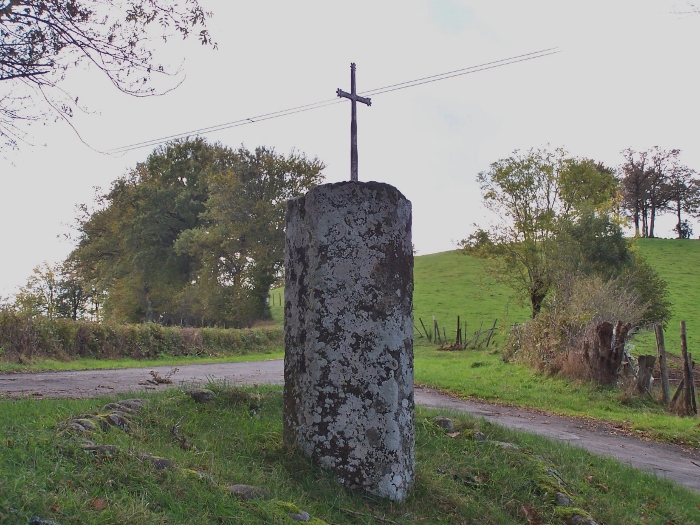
(431, 416, 455, 432)
(283, 181, 414, 502)
(187, 388, 215, 403)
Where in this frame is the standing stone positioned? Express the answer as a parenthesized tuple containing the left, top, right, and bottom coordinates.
(283, 181, 414, 502)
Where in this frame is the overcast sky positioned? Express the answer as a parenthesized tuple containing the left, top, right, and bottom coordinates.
(1, 0, 699, 296)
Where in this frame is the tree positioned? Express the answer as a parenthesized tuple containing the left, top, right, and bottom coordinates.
(13, 260, 92, 319)
(646, 147, 681, 238)
(175, 146, 325, 324)
(462, 147, 620, 318)
(70, 138, 325, 327)
(619, 148, 652, 237)
(462, 147, 672, 325)
(0, 0, 214, 148)
(618, 147, 694, 238)
(664, 163, 700, 239)
(13, 262, 59, 318)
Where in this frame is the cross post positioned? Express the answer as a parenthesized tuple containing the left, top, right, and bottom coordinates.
(337, 63, 371, 182)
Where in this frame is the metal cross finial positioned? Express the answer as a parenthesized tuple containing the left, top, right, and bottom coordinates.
(337, 63, 371, 182)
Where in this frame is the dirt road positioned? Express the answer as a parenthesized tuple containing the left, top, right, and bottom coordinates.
(2, 359, 699, 493)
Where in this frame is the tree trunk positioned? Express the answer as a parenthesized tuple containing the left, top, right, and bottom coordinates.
(530, 278, 547, 319)
(655, 324, 671, 406)
(680, 321, 697, 416)
(586, 320, 632, 384)
(636, 355, 656, 394)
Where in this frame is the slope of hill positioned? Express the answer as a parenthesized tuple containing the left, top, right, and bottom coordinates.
(273, 239, 698, 354)
(634, 238, 700, 353)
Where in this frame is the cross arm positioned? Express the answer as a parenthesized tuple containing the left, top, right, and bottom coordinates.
(336, 88, 372, 107)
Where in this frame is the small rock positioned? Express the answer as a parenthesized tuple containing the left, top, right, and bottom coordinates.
(227, 484, 270, 501)
(29, 517, 60, 525)
(289, 511, 311, 522)
(105, 413, 130, 431)
(556, 492, 573, 506)
(72, 418, 98, 432)
(431, 416, 454, 432)
(103, 402, 136, 415)
(493, 441, 519, 451)
(66, 422, 88, 433)
(567, 516, 600, 525)
(90, 416, 112, 432)
(471, 430, 487, 441)
(139, 454, 174, 470)
(82, 444, 119, 455)
(188, 388, 215, 403)
(116, 399, 147, 410)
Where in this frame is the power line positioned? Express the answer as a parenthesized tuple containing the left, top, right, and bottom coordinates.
(108, 48, 560, 155)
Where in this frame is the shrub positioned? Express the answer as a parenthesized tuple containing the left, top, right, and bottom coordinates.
(503, 273, 649, 380)
(0, 311, 282, 363)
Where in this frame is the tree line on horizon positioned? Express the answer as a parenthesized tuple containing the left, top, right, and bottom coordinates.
(6, 138, 325, 328)
(4, 142, 695, 329)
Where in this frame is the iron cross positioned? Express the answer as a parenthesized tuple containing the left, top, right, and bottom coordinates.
(337, 63, 371, 182)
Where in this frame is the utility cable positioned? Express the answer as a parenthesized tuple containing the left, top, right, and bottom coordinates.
(108, 47, 560, 155)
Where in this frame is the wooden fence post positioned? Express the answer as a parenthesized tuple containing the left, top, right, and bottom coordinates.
(433, 316, 441, 343)
(419, 318, 431, 342)
(485, 319, 498, 348)
(655, 324, 671, 406)
(680, 321, 697, 416)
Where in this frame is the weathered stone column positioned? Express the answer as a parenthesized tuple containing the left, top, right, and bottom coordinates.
(283, 181, 414, 502)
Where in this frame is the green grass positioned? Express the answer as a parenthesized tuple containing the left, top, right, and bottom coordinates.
(415, 345, 700, 446)
(0, 350, 285, 374)
(1, 384, 698, 524)
(633, 238, 700, 355)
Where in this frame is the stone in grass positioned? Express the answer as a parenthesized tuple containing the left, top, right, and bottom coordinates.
(72, 418, 99, 432)
(82, 444, 120, 455)
(492, 441, 519, 451)
(89, 416, 112, 433)
(139, 454, 175, 470)
(556, 492, 573, 506)
(431, 416, 455, 432)
(29, 516, 61, 525)
(105, 413, 130, 431)
(187, 388, 216, 403)
(463, 429, 487, 441)
(115, 399, 148, 411)
(228, 484, 270, 501)
(102, 402, 136, 415)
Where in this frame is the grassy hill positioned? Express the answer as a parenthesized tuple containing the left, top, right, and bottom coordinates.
(633, 238, 700, 354)
(274, 238, 698, 354)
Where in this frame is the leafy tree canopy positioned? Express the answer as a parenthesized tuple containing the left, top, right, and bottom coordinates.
(69, 138, 325, 327)
(462, 146, 668, 326)
(0, 0, 214, 148)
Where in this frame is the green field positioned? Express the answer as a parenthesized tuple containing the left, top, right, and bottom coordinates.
(273, 238, 699, 354)
(270, 239, 700, 446)
(633, 238, 700, 353)
(1, 385, 697, 525)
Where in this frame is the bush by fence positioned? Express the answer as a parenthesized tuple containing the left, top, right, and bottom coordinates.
(0, 310, 283, 362)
